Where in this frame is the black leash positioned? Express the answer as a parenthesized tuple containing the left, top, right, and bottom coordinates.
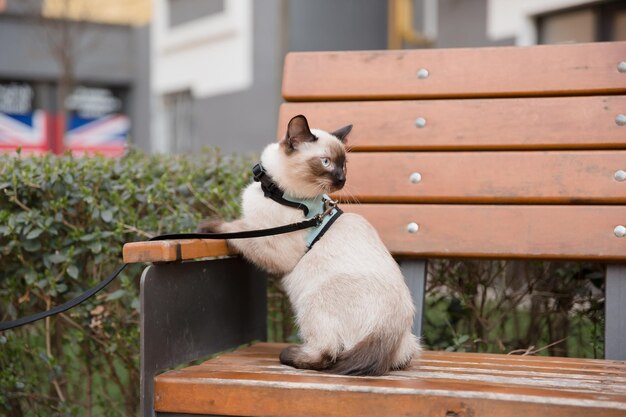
(0, 264, 127, 332)
(150, 215, 320, 241)
(0, 216, 322, 332)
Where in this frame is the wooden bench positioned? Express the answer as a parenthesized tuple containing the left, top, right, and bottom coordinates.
(124, 41, 626, 417)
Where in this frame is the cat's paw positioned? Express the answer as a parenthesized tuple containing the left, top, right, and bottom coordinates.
(196, 219, 225, 234)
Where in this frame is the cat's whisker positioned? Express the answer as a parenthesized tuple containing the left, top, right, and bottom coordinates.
(341, 186, 361, 206)
(312, 181, 327, 197)
(340, 187, 351, 205)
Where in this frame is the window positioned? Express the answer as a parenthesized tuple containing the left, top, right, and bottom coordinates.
(537, 0, 626, 44)
(168, 0, 225, 27)
(163, 90, 193, 153)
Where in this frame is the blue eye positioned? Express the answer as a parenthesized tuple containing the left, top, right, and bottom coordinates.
(320, 157, 331, 167)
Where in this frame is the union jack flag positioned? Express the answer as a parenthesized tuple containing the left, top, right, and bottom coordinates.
(0, 111, 48, 154)
(65, 113, 130, 157)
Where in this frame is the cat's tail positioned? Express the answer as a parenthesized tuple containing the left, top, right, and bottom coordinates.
(323, 334, 397, 377)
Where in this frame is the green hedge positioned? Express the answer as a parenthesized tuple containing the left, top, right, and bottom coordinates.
(0, 149, 253, 416)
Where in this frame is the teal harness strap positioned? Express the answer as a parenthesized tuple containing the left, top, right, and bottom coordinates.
(282, 193, 342, 249)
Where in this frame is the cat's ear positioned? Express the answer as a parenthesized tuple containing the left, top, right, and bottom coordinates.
(284, 115, 317, 151)
(331, 124, 353, 143)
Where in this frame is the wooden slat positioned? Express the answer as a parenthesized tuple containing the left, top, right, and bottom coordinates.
(283, 41, 626, 100)
(122, 239, 232, 264)
(333, 151, 626, 204)
(344, 204, 626, 260)
(124, 204, 626, 262)
(154, 343, 626, 417)
(217, 343, 623, 371)
(278, 96, 626, 150)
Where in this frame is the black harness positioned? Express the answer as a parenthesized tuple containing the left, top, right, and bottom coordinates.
(252, 162, 343, 249)
(252, 163, 311, 215)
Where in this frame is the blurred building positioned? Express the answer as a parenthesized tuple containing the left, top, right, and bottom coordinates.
(2, 0, 624, 155)
(150, 0, 390, 154)
(0, 0, 151, 155)
(149, 0, 626, 155)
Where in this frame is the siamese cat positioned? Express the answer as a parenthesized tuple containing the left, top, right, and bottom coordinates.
(199, 115, 419, 376)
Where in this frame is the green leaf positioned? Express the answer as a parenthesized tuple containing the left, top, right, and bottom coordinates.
(106, 289, 126, 301)
(67, 265, 79, 279)
(89, 242, 102, 254)
(80, 232, 97, 242)
(22, 240, 42, 252)
(48, 253, 67, 264)
(25, 270, 38, 284)
(26, 229, 43, 239)
(101, 209, 113, 223)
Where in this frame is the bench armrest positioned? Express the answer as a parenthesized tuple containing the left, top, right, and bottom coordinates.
(139, 258, 267, 417)
(123, 239, 235, 263)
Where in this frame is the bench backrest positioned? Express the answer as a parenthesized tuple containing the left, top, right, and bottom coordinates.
(279, 41, 626, 261)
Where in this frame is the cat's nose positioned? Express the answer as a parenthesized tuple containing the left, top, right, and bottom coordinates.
(332, 170, 346, 187)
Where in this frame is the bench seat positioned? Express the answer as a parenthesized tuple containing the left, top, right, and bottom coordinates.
(153, 343, 626, 417)
(125, 41, 626, 417)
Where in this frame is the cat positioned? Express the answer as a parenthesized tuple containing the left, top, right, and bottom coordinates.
(199, 114, 420, 376)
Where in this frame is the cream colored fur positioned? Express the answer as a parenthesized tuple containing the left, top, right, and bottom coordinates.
(213, 124, 420, 374)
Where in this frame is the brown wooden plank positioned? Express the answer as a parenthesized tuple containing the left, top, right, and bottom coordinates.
(154, 343, 626, 417)
(124, 204, 626, 262)
(122, 239, 233, 264)
(194, 356, 626, 385)
(278, 96, 626, 150)
(332, 151, 626, 204)
(156, 369, 625, 401)
(416, 350, 626, 369)
(344, 204, 626, 260)
(282, 41, 626, 100)
(202, 352, 626, 376)
(212, 343, 626, 375)
(154, 381, 626, 417)
(172, 364, 626, 398)
(193, 343, 626, 374)
(189, 359, 626, 384)
(216, 346, 626, 373)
